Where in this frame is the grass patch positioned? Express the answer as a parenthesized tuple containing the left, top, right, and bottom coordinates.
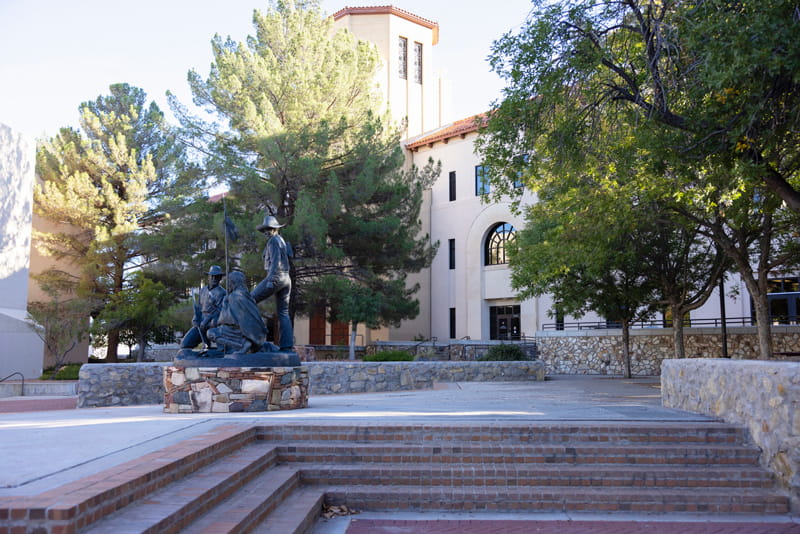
(40, 363, 82, 380)
(363, 350, 415, 362)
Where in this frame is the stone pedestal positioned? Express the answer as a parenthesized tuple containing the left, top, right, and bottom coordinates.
(163, 366, 309, 413)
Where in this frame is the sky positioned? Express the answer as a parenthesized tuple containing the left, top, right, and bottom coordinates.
(0, 0, 533, 141)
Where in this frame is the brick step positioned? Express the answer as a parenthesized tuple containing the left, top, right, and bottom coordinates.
(274, 443, 761, 466)
(83, 443, 279, 534)
(250, 487, 325, 534)
(180, 466, 301, 534)
(322, 484, 791, 514)
(257, 422, 747, 445)
(0, 424, 258, 533)
(295, 463, 775, 489)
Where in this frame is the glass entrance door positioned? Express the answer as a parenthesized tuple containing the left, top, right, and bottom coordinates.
(490, 305, 521, 340)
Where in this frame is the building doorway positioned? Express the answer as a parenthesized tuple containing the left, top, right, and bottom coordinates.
(490, 305, 521, 340)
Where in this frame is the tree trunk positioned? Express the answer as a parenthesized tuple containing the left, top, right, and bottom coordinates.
(672, 304, 686, 359)
(732, 254, 773, 360)
(621, 320, 632, 378)
(106, 329, 120, 362)
(349, 322, 357, 361)
(750, 289, 774, 360)
(137, 334, 147, 362)
(106, 255, 126, 362)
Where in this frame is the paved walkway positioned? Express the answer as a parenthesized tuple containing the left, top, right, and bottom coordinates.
(0, 395, 76, 413)
(0, 375, 797, 532)
(341, 516, 800, 533)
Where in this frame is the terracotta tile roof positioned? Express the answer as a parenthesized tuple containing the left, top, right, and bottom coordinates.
(405, 113, 487, 150)
(333, 5, 439, 44)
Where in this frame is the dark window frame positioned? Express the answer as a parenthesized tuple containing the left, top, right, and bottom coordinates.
(448, 238, 456, 270)
(413, 41, 422, 84)
(449, 171, 456, 201)
(398, 37, 408, 79)
(484, 222, 516, 266)
(475, 165, 490, 196)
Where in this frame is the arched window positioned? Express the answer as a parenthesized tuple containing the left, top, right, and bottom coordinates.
(484, 222, 516, 266)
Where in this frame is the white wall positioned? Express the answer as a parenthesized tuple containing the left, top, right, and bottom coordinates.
(0, 123, 44, 378)
(409, 132, 541, 341)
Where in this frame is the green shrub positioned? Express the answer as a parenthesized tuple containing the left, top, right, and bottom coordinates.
(40, 363, 82, 380)
(478, 344, 528, 361)
(363, 350, 415, 362)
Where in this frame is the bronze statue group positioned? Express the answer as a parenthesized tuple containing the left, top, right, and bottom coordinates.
(179, 215, 294, 358)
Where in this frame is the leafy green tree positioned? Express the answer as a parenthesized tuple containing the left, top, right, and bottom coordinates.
(35, 83, 197, 361)
(479, 0, 800, 211)
(26, 285, 94, 379)
(664, 161, 800, 359)
(316, 276, 419, 359)
(171, 0, 438, 327)
(646, 216, 729, 358)
(476, 0, 800, 359)
(511, 190, 660, 378)
(93, 273, 175, 362)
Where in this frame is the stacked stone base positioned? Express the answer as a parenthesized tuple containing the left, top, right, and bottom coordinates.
(163, 366, 309, 413)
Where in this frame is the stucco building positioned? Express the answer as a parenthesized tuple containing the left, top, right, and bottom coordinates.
(294, 4, 774, 347)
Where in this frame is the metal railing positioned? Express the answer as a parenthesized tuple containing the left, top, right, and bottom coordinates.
(320, 333, 365, 346)
(1, 372, 25, 396)
(539, 316, 798, 331)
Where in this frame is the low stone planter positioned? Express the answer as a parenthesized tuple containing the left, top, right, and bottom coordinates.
(78, 360, 545, 407)
(307, 360, 545, 395)
(78, 363, 167, 408)
(163, 366, 309, 413)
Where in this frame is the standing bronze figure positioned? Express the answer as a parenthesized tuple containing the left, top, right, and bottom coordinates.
(252, 215, 294, 350)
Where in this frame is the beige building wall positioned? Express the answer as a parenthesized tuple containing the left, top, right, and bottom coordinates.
(27, 213, 91, 367)
(332, 6, 449, 139)
(406, 130, 542, 341)
(293, 6, 448, 345)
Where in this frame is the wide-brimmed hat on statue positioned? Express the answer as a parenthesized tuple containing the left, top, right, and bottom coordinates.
(207, 265, 224, 276)
(256, 215, 284, 232)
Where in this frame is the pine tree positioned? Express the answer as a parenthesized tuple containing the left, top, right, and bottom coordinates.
(34, 83, 196, 361)
(172, 0, 438, 327)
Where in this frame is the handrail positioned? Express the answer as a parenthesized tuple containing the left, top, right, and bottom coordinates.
(412, 336, 438, 353)
(0, 372, 24, 396)
(323, 333, 365, 346)
(541, 316, 775, 331)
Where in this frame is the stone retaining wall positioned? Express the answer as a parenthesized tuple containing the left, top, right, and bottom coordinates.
(307, 361, 545, 394)
(77, 360, 545, 407)
(661, 358, 800, 507)
(536, 327, 800, 376)
(78, 363, 167, 407)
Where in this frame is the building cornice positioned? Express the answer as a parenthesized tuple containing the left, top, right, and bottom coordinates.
(333, 5, 440, 45)
(405, 113, 487, 151)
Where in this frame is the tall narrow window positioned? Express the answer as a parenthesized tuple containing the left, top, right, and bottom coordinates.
(484, 222, 516, 266)
(475, 165, 490, 196)
(398, 37, 408, 79)
(512, 154, 528, 188)
(448, 238, 455, 270)
(449, 171, 456, 201)
(413, 42, 423, 84)
(449, 308, 456, 339)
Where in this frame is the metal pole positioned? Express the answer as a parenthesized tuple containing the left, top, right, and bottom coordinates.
(223, 193, 229, 280)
